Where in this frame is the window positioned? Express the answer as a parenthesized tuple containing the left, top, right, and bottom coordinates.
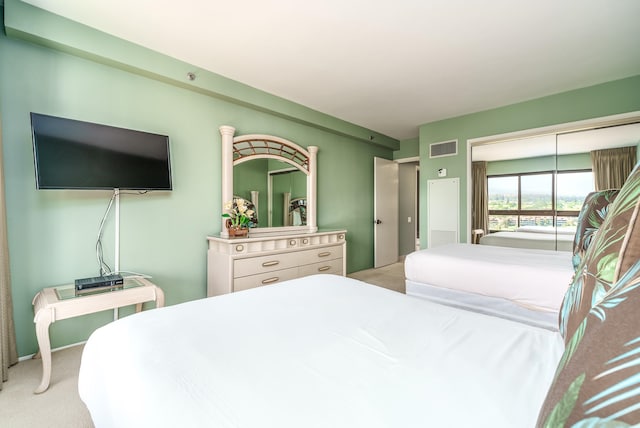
(556, 170, 595, 227)
(487, 176, 518, 211)
(487, 176, 518, 231)
(487, 170, 594, 232)
(521, 174, 552, 210)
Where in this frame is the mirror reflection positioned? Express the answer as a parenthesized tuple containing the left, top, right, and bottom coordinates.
(233, 159, 307, 228)
(471, 121, 640, 251)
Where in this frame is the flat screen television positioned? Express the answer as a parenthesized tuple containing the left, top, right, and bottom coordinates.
(30, 113, 172, 190)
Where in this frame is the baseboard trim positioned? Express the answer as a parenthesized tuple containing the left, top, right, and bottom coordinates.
(18, 340, 88, 362)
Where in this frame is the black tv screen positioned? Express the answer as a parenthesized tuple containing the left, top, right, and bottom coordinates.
(30, 113, 172, 190)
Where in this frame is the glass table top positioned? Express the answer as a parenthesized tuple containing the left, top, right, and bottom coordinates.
(55, 277, 145, 300)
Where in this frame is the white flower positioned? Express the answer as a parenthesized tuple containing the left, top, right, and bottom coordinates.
(221, 198, 257, 228)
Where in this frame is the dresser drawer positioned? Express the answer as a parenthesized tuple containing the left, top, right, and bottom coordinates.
(234, 253, 301, 278)
(299, 258, 344, 277)
(296, 246, 343, 265)
(233, 267, 299, 292)
(234, 245, 343, 278)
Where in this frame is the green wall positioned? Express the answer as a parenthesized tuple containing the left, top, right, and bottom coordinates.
(233, 159, 269, 224)
(1, 3, 393, 356)
(487, 153, 591, 176)
(487, 155, 556, 176)
(557, 153, 592, 171)
(419, 74, 640, 247)
(394, 137, 419, 160)
(271, 170, 306, 227)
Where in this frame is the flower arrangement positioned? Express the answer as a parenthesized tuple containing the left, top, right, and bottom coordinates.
(222, 198, 256, 229)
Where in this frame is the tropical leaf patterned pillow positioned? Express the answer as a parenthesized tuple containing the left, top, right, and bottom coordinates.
(571, 189, 620, 271)
(538, 260, 640, 426)
(538, 163, 640, 426)
(559, 164, 640, 343)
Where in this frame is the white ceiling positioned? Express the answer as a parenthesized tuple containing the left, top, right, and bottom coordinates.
(21, 0, 640, 141)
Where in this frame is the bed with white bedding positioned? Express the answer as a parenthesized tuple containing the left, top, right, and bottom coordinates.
(479, 229, 574, 251)
(405, 243, 574, 329)
(515, 225, 576, 235)
(79, 274, 564, 428)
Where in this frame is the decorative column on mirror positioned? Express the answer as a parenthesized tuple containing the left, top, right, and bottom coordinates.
(219, 125, 236, 238)
(307, 146, 318, 232)
(251, 191, 259, 225)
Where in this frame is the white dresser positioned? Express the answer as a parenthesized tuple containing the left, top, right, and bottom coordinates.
(207, 230, 347, 296)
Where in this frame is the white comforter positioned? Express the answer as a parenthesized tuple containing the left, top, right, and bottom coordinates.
(79, 275, 563, 428)
(480, 230, 574, 251)
(405, 243, 574, 312)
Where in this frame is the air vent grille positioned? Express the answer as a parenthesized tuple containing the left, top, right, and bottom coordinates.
(429, 140, 458, 158)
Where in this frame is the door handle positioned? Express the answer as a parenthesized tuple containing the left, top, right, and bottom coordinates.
(375, 219, 382, 224)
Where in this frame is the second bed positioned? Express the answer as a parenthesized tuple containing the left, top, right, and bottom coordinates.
(479, 229, 574, 251)
(405, 243, 574, 330)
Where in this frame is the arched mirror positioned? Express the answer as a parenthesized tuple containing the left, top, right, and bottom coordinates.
(219, 126, 318, 237)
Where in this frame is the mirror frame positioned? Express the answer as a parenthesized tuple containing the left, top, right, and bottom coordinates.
(220, 125, 318, 237)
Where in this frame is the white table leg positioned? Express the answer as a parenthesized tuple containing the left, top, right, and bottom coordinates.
(155, 286, 165, 308)
(33, 306, 54, 394)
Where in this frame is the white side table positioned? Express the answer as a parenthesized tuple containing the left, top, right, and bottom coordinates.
(31, 276, 164, 393)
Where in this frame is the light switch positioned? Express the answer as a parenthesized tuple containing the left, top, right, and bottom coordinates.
(408, 216, 412, 223)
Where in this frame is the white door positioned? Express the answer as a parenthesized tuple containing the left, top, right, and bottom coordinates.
(427, 178, 459, 248)
(374, 157, 399, 267)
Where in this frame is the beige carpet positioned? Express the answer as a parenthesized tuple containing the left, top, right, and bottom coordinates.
(348, 261, 405, 294)
(0, 345, 93, 428)
(0, 263, 404, 427)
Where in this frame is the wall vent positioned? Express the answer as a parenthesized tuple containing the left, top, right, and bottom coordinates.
(429, 139, 458, 158)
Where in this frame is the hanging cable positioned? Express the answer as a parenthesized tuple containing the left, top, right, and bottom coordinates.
(96, 191, 117, 276)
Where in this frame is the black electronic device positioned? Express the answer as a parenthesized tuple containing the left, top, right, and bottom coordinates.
(30, 113, 172, 190)
(75, 274, 124, 291)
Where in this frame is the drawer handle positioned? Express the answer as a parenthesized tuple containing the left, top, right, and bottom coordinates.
(262, 261, 280, 267)
(318, 266, 331, 272)
(318, 252, 332, 257)
(262, 277, 280, 284)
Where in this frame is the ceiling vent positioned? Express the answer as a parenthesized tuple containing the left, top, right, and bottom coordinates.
(429, 139, 458, 158)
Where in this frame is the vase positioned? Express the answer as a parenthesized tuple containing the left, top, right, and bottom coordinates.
(228, 226, 249, 237)
(226, 220, 249, 238)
